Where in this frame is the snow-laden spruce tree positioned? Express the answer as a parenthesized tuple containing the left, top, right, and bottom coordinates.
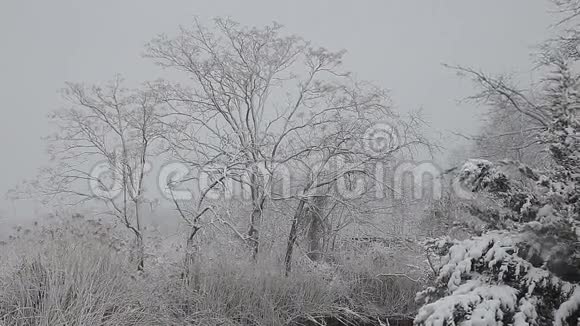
(414, 28, 580, 326)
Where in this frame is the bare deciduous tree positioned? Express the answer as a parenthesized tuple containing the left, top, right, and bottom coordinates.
(36, 77, 163, 270)
(146, 18, 428, 267)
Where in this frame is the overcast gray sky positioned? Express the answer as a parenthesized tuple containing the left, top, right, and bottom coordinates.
(0, 0, 558, 219)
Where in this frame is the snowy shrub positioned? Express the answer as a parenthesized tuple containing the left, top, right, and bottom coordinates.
(415, 25, 580, 325)
(416, 231, 580, 325)
(416, 152, 580, 325)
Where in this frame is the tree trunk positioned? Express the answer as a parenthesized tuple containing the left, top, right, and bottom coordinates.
(134, 200, 145, 271)
(183, 225, 201, 282)
(284, 200, 306, 276)
(306, 196, 326, 262)
(135, 232, 144, 272)
(248, 204, 263, 260)
(248, 174, 266, 260)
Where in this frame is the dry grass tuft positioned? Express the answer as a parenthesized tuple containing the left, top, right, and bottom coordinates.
(0, 218, 425, 326)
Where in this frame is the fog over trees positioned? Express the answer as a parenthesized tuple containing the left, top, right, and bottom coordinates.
(1, 1, 579, 326)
